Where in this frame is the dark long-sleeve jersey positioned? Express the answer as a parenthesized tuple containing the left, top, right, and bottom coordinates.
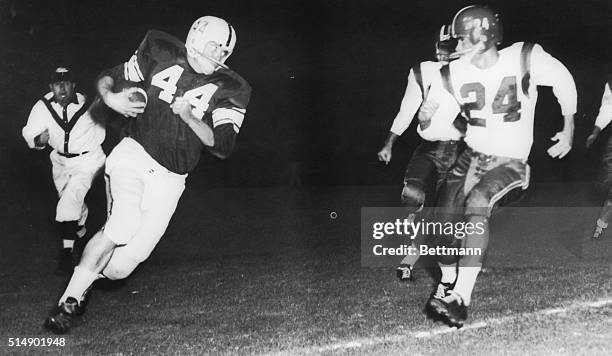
(103, 29, 251, 174)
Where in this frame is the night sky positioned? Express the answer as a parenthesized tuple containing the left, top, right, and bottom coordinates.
(2, 0, 610, 187)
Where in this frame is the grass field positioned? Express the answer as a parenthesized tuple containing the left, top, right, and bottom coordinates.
(0, 184, 611, 355)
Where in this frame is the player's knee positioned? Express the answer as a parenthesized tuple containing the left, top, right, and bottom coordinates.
(401, 183, 425, 210)
(103, 253, 139, 280)
(56, 198, 83, 222)
(104, 205, 141, 245)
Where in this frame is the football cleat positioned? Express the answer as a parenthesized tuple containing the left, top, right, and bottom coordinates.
(396, 264, 415, 282)
(427, 289, 467, 328)
(44, 297, 84, 334)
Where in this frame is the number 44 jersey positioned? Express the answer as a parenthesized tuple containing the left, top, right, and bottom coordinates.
(104, 30, 252, 174)
(447, 42, 576, 160)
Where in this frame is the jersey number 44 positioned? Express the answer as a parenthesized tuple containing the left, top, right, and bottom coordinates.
(151, 64, 218, 119)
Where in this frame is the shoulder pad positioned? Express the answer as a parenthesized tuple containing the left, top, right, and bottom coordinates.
(217, 68, 252, 108)
(140, 30, 185, 63)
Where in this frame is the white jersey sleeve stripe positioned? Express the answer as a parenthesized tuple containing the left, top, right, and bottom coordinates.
(124, 53, 145, 82)
(212, 108, 245, 133)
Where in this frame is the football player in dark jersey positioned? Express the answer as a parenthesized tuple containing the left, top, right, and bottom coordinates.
(45, 16, 251, 334)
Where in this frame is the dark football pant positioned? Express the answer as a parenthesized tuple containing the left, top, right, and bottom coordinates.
(435, 147, 529, 265)
(401, 140, 464, 211)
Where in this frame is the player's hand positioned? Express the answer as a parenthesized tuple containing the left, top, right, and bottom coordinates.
(35, 129, 49, 148)
(377, 145, 392, 165)
(418, 99, 439, 126)
(585, 126, 601, 149)
(103, 89, 146, 118)
(548, 130, 573, 158)
(170, 96, 194, 123)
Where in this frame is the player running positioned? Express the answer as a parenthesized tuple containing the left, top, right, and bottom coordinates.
(425, 5, 577, 327)
(22, 66, 106, 275)
(378, 26, 463, 285)
(44, 16, 251, 334)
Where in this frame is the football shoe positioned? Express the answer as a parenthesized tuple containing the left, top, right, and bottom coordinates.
(396, 264, 415, 282)
(428, 289, 467, 328)
(44, 297, 84, 334)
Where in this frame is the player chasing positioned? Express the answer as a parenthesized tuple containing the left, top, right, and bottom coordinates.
(22, 66, 106, 275)
(585, 78, 612, 239)
(44, 16, 251, 334)
(423, 5, 577, 327)
(377, 25, 464, 285)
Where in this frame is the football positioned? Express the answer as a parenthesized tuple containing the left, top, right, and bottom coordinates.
(127, 87, 148, 105)
(113, 80, 147, 106)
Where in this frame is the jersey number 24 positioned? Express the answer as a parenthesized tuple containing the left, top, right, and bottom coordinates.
(460, 76, 521, 127)
(151, 65, 218, 119)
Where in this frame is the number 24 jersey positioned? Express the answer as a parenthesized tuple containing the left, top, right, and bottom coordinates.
(447, 42, 576, 160)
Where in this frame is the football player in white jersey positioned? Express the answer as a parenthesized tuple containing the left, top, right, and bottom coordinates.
(586, 79, 612, 239)
(423, 5, 577, 327)
(377, 26, 463, 286)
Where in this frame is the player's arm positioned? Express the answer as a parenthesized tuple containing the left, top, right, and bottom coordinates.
(205, 102, 248, 159)
(171, 96, 215, 147)
(97, 70, 146, 118)
(22, 101, 50, 150)
(96, 31, 161, 118)
(586, 82, 612, 148)
(531, 44, 577, 158)
(378, 68, 424, 164)
(174, 90, 248, 158)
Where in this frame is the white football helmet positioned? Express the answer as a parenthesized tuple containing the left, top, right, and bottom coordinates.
(185, 16, 236, 69)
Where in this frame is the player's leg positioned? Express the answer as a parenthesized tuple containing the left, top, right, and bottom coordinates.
(440, 159, 526, 327)
(49, 152, 80, 274)
(55, 150, 106, 270)
(429, 140, 464, 287)
(592, 149, 612, 239)
(397, 143, 437, 281)
(45, 140, 144, 334)
(593, 196, 612, 239)
(103, 173, 185, 280)
(425, 148, 472, 316)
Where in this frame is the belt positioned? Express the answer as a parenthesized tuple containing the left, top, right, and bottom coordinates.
(58, 151, 89, 158)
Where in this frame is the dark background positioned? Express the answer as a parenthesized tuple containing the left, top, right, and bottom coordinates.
(1, 0, 611, 189)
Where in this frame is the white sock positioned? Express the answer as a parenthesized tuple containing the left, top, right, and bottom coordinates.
(452, 266, 481, 306)
(439, 262, 457, 284)
(63, 239, 75, 249)
(59, 266, 100, 304)
(400, 242, 419, 266)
